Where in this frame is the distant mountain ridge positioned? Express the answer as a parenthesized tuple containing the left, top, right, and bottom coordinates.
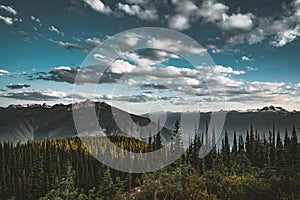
(0, 102, 299, 145)
(142, 105, 300, 145)
(0, 100, 173, 144)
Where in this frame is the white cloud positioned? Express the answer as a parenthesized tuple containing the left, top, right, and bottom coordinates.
(0, 15, 13, 25)
(41, 90, 67, 98)
(147, 37, 206, 55)
(97, 48, 180, 68)
(168, 15, 190, 30)
(82, 0, 112, 14)
(226, 0, 300, 46)
(49, 25, 64, 36)
(197, 65, 245, 75)
(109, 60, 136, 73)
(199, 0, 228, 23)
(221, 13, 254, 31)
(167, 0, 199, 30)
(246, 66, 257, 71)
(0, 5, 17, 15)
(0, 69, 10, 76)
(120, 51, 160, 67)
(250, 81, 285, 91)
(85, 37, 102, 46)
(173, 0, 199, 16)
(154, 50, 180, 59)
(169, 0, 254, 32)
(54, 66, 72, 71)
(123, 32, 140, 47)
(117, 3, 158, 21)
(242, 56, 252, 62)
(36, 59, 300, 111)
(93, 54, 114, 65)
(271, 25, 300, 47)
(30, 16, 42, 26)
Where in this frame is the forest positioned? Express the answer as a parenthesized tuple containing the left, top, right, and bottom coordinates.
(0, 122, 300, 200)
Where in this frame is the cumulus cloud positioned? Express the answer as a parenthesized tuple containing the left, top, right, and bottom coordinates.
(199, 1, 254, 31)
(167, 0, 199, 30)
(48, 25, 64, 36)
(85, 37, 102, 47)
(0, 5, 17, 15)
(168, 15, 190, 30)
(220, 13, 254, 31)
(271, 25, 300, 47)
(198, 0, 228, 23)
(241, 56, 252, 62)
(168, 0, 254, 32)
(197, 65, 245, 87)
(226, 0, 300, 46)
(109, 60, 136, 73)
(82, 0, 112, 14)
(29, 60, 300, 109)
(117, 2, 158, 21)
(6, 84, 31, 89)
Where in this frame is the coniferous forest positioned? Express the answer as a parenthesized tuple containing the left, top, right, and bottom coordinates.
(1, 122, 300, 200)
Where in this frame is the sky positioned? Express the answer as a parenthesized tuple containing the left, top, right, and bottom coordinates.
(0, 0, 300, 114)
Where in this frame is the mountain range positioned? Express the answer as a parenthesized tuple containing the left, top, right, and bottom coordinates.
(144, 105, 300, 145)
(0, 101, 299, 145)
(0, 100, 172, 144)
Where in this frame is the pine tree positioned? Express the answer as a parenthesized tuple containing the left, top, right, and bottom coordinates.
(276, 130, 284, 169)
(154, 120, 162, 150)
(290, 126, 298, 168)
(28, 153, 45, 200)
(238, 135, 244, 154)
(232, 131, 238, 158)
(245, 131, 252, 160)
(173, 120, 182, 151)
(148, 130, 152, 152)
(97, 168, 115, 199)
(283, 130, 290, 168)
(222, 130, 230, 168)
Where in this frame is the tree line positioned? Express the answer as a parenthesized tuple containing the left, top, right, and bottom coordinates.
(0, 122, 299, 199)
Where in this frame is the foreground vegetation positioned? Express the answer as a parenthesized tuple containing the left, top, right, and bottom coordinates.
(0, 122, 300, 199)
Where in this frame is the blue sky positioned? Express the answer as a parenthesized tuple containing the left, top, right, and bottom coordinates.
(0, 0, 300, 113)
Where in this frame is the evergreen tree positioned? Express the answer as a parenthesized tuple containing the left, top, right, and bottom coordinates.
(28, 153, 45, 200)
(173, 120, 182, 150)
(238, 135, 244, 154)
(276, 130, 284, 169)
(96, 168, 115, 200)
(221, 130, 230, 168)
(232, 131, 238, 158)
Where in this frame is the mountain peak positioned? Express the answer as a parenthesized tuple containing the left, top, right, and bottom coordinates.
(259, 105, 288, 113)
